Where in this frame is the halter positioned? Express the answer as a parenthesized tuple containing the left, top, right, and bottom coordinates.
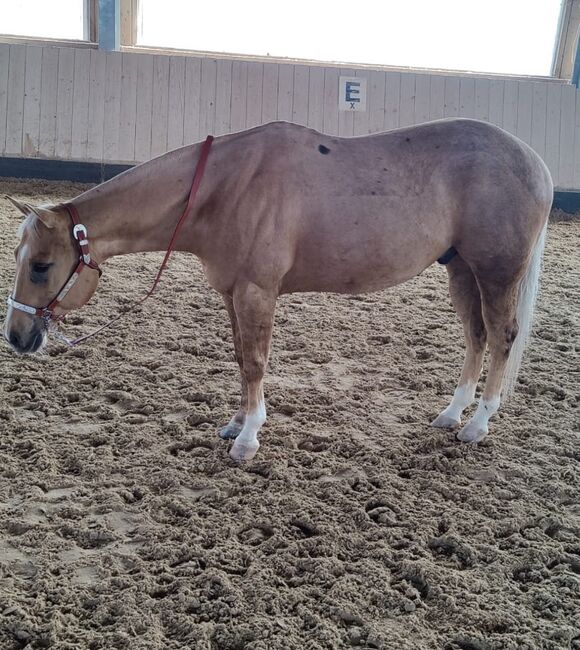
(7, 203, 102, 323)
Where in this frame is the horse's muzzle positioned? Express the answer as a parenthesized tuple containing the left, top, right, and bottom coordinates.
(6, 325, 45, 354)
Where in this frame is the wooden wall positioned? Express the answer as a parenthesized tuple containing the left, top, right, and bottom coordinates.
(1, 42, 579, 189)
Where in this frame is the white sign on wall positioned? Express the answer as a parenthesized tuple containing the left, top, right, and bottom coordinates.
(339, 76, 367, 112)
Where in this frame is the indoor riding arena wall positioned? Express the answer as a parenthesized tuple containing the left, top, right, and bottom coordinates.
(1, 42, 580, 189)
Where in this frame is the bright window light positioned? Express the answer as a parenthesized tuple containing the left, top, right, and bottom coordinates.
(1, 0, 86, 40)
(138, 0, 562, 76)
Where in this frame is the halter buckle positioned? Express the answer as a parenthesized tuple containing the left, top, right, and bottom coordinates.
(72, 223, 88, 241)
(72, 223, 91, 263)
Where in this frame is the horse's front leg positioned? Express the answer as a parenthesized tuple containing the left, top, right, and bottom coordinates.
(227, 282, 276, 462)
(218, 294, 247, 440)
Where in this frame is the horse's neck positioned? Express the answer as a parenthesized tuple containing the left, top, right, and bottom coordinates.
(73, 144, 203, 262)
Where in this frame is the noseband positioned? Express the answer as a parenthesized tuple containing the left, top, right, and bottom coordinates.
(7, 203, 102, 323)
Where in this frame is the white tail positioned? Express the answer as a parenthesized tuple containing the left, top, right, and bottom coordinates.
(503, 223, 548, 396)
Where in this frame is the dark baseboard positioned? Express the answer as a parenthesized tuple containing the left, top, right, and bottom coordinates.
(553, 190, 580, 215)
(1, 156, 580, 215)
(0, 156, 133, 184)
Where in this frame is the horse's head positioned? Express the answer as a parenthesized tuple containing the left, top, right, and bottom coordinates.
(3, 197, 101, 354)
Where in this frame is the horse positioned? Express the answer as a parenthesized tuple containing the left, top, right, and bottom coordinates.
(3, 118, 553, 462)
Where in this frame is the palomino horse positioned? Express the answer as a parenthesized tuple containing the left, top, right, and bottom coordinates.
(3, 119, 552, 461)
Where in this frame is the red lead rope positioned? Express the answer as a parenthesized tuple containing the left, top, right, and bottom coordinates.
(66, 135, 214, 346)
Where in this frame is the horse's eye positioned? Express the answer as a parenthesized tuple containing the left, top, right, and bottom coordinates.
(30, 262, 52, 283)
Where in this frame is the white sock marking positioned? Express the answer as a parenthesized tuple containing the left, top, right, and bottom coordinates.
(231, 398, 266, 456)
(440, 382, 476, 422)
(469, 395, 500, 433)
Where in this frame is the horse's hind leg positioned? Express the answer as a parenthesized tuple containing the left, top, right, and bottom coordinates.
(218, 294, 247, 440)
(456, 279, 520, 442)
(228, 282, 276, 462)
(432, 256, 486, 429)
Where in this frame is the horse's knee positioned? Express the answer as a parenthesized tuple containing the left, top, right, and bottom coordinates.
(242, 357, 267, 385)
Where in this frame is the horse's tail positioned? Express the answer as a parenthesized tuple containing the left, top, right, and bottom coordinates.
(503, 222, 548, 397)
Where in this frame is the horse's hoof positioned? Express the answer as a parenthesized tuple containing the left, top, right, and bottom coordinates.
(457, 421, 487, 443)
(218, 423, 242, 440)
(229, 440, 259, 462)
(431, 413, 460, 429)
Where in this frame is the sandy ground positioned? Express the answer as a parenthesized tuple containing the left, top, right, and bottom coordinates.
(0, 179, 578, 650)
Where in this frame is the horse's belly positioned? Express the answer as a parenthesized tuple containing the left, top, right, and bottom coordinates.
(280, 247, 435, 295)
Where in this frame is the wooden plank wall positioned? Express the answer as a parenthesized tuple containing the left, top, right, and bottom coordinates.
(0, 42, 579, 188)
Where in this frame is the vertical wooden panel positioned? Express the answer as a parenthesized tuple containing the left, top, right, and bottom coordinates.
(277, 64, 294, 122)
(384, 71, 401, 131)
(134, 53, 154, 161)
(0, 45, 9, 153)
(353, 69, 370, 135)
(55, 48, 75, 159)
(516, 81, 533, 144)
(573, 88, 580, 187)
(167, 56, 186, 149)
(214, 59, 232, 136)
(545, 83, 562, 184)
(22, 45, 42, 156)
(261, 62, 278, 125)
(559, 84, 576, 188)
(368, 70, 386, 134)
(488, 79, 504, 126)
(459, 77, 475, 117)
(292, 65, 309, 126)
(338, 68, 356, 136)
(502, 80, 519, 135)
(307, 66, 324, 132)
(102, 52, 123, 161)
(322, 66, 339, 135)
(199, 59, 217, 137)
(71, 48, 90, 160)
(117, 52, 138, 162)
(474, 78, 490, 122)
(414, 73, 430, 124)
(183, 57, 201, 144)
(399, 73, 415, 127)
(38, 47, 59, 158)
(230, 60, 248, 133)
(5, 44, 26, 155)
(150, 55, 170, 157)
(429, 75, 445, 121)
(530, 82, 547, 159)
(443, 76, 460, 118)
(87, 50, 106, 161)
(246, 62, 263, 128)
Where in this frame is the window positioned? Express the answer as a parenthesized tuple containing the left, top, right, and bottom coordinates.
(1, 0, 89, 41)
(137, 0, 562, 77)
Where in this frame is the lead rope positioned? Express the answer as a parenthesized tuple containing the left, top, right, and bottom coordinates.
(54, 135, 214, 347)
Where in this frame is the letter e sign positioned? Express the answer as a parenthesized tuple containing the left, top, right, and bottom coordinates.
(339, 76, 367, 112)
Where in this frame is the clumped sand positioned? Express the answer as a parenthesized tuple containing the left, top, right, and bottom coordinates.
(0, 179, 578, 650)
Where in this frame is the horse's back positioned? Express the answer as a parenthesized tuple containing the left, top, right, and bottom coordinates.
(221, 119, 553, 295)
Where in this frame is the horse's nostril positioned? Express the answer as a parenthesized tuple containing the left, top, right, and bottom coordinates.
(9, 330, 22, 349)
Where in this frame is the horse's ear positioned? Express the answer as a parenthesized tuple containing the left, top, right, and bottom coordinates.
(28, 204, 59, 229)
(5, 196, 31, 216)
(5, 196, 58, 229)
